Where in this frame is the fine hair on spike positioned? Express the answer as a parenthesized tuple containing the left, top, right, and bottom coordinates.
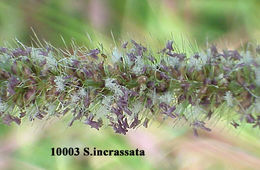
(0, 36, 259, 136)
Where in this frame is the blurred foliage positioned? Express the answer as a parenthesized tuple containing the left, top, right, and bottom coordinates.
(0, 0, 260, 170)
(0, 0, 259, 47)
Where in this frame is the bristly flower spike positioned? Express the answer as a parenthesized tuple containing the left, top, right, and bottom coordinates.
(0, 39, 259, 135)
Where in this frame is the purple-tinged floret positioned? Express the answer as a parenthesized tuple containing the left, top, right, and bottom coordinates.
(122, 41, 128, 48)
(210, 45, 219, 58)
(39, 48, 50, 56)
(0, 47, 8, 54)
(84, 94, 91, 108)
(87, 49, 100, 59)
(111, 106, 123, 117)
(192, 120, 211, 132)
(146, 98, 153, 108)
(7, 76, 20, 95)
(231, 121, 240, 128)
(131, 40, 147, 56)
(127, 52, 137, 61)
(2, 114, 21, 126)
(116, 88, 133, 115)
(147, 81, 155, 89)
(143, 118, 149, 128)
(109, 117, 129, 135)
(194, 54, 200, 59)
(71, 59, 80, 67)
(69, 111, 83, 127)
(84, 114, 102, 130)
(148, 56, 155, 62)
(159, 72, 169, 80)
(130, 116, 141, 129)
(12, 48, 31, 57)
(159, 102, 176, 119)
(82, 68, 94, 78)
(246, 114, 255, 123)
(166, 40, 174, 51)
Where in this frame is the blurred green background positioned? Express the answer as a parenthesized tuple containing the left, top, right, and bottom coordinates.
(0, 0, 260, 170)
(1, 0, 260, 47)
